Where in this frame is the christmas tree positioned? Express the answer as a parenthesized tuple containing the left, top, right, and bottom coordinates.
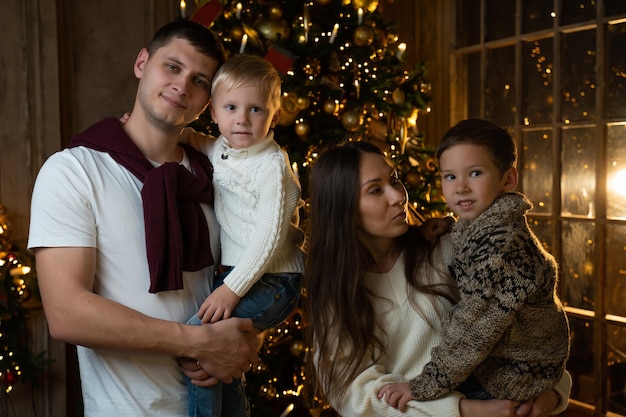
(186, 1, 447, 415)
(0, 203, 48, 414)
(188, 0, 447, 216)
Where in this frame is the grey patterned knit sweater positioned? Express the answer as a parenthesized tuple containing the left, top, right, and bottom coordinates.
(409, 192, 570, 401)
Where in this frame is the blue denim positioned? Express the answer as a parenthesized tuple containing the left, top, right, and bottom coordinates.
(185, 270, 302, 417)
(455, 374, 494, 400)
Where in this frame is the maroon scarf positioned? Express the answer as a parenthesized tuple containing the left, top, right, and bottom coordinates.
(69, 117, 214, 293)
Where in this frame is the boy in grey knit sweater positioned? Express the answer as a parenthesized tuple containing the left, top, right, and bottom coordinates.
(379, 118, 570, 408)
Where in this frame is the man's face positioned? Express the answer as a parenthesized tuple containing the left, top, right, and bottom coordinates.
(134, 37, 220, 129)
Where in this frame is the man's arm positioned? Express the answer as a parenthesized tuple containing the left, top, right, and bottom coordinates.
(35, 246, 260, 383)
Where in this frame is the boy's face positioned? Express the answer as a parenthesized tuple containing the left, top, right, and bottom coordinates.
(134, 37, 219, 128)
(210, 84, 280, 149)
(439, 143, 517, 221)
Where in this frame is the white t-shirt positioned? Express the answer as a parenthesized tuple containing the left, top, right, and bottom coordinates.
(28, 146, 219, 416)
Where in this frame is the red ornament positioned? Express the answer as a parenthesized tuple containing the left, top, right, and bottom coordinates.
(190, 0, 224, 27)
(3, 370, 18, 386)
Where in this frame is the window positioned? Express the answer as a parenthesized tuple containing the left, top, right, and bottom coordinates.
(453, 1, 626, 415)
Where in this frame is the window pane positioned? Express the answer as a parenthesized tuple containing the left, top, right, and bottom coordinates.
(523, 0, 556, 33)
(561, 219, 595, 310)
(561, 127, 596, 217)
(561, 30, 597, 123)
(486, 0, 515, 40)
(561, 0, 597, 25)
(608, 323, 626, 414)
(456, 0, 481, 47)
(606, 22, 626, 119)
(607, 223, 626, 316)
(527, 217, 553, 253)
(605, 224, 626, 317)
(467, 52, 481, 118)
(523, 38, 554, 125)
(568, 317, 595, 404)
(485, 46, 515, 126)
(522, 129, 553, 213)
(608, 124, 626, 220)
(605, 0, 626, 17)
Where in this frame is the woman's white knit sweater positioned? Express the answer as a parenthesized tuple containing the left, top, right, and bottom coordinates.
(321, 236, 464, 417)
(192, 131, 304, 297)
(317, 234, 571, 417)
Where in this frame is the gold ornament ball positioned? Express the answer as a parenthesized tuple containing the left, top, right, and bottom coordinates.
(267, 3, 284, 19)
(353, 0, 380, 12)
(366, 118, 387, 141)
(295, 121, 311, 138)
(296, 96, 311, 110)
(341, 110, 363, 132)
(290, 340, 305, 356)
(278, 111, 297, 127)
(254, 17, 290, 43)
(353, 26, 374, 47)
(281, 92, 299, 114)
(230, 24, 244, 41)
(391, 88, 405, 105)
(323, 99, 338, 114)
(405, 170, 422, 188)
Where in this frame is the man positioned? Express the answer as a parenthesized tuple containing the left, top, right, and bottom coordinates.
(28, 20, 260, 416)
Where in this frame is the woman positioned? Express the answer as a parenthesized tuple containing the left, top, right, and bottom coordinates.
(305, 141, 570, 417)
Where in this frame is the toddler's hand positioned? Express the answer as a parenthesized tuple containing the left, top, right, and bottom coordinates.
(198, 284, 241, 323)
(378, 382, 412, 412)
(119, 112, 131, 124)
(418, 216, 455, 243)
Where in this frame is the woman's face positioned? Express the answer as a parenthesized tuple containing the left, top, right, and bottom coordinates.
(355, 152, 409, 245)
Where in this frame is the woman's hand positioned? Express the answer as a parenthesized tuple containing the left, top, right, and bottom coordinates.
(460, 398, 522, 417)
(516, 390, 559, 417)
(179, 356, 219, 387)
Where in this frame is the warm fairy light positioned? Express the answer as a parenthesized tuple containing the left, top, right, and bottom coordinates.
(330, 23, 339, 44)
(397, 43, 407, 59)
(236, 2, 242, 19)
(179, 0, 186, 18)
(239, 33, 248, 54)
(278, 404, 295, 417)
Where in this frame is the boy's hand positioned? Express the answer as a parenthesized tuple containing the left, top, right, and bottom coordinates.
(378, 382, 412, 412)
(198, 285, 241, 323)
(418, 216, 455, 243)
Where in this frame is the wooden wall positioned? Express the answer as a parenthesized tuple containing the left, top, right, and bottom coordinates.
(383, 0, 455, 147)
(0, 1, 452, 415)
(0, 1, 177, 415)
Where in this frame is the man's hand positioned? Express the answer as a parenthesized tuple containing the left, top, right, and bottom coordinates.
(191, 317, 261, 384)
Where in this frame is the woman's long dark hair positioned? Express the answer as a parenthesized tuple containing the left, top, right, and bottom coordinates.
(304, 141, 458, 403)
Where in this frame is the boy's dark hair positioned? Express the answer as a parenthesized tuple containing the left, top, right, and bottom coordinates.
(147, 20, 226, 67)
(435, 118, 517, 175)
